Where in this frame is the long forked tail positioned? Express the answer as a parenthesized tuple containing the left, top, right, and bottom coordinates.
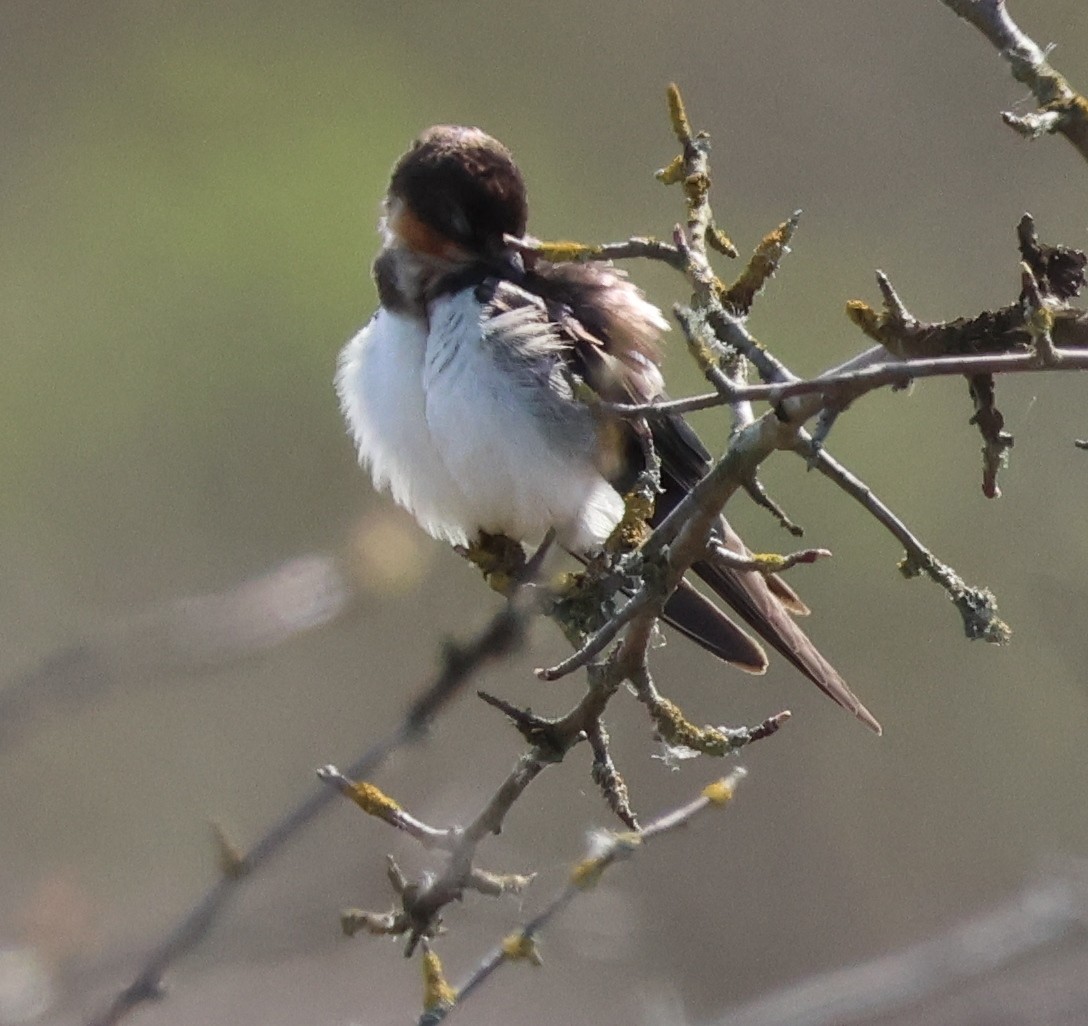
(650, 412, 881, 734)
(662, 579, 768, 673)
(688, 514, 881, 733)
(661, 562, 881, 734)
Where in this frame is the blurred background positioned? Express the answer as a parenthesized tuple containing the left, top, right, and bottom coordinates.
(2, 1, 1087, 1024)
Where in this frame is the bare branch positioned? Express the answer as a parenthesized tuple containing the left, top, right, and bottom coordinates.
(588, 720, 639, 829)
(709, 542, 831, 575)
(86, 60, 1088, 1023)
(721, 211, 801, 314)
(85, 594, 534, 1026)
(318, 766, 456, 850)
(418, 769, 749, 1025)
(709, 866, 1088, 1026)
(942, 0, 1088, 162)
(506, 233, 686, 271)
(794, 435, 1010, 643)
(534, 583, 658, 682)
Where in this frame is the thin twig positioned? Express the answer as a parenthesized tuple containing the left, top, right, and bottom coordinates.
(506, 233, 686, 271)
(794, 434, 1010, 643)
(317, 766, 456, 850)
(86, 595, 534, 1026)
(418, 769, 749, 1025)
(535, 585, 658, 682)
(602, 343, 1088, 421)
(710, 543, 830, 574)
(942, 0, 1088, 162)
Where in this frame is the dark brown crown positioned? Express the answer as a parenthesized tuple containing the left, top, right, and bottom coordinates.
(388, 126, 528, 255)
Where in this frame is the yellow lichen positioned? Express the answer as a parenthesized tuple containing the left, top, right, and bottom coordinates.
(459, 532, 525, 596)
(501, 931, 543, 966)
(722, 218, 794, 309)
(350, 780, 400, 817)
(649, 696, 734, 757)
(846, 300, 885, 342)
(708, 225, 738, 258)
(683, 171, 710, 204)
(685, 336, 719, 374)
(746, 551, 788, 573)
(570, 855, 607, 890)
(666, 82, 693, 142)
(421, 946, 457, 1012)
(701, 777, 738, 807)
(534, 239, 603, 263)
(1028, 303, 1055, 337)
(606, 489, 655, 552)
(656, 154, 685, 185)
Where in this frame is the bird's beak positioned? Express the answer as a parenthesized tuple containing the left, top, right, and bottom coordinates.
(488, 240, 528, 284)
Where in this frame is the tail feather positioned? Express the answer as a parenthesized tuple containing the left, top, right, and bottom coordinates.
(691, 518, 881, 733)
(766, 572, 809, 616)
(662, 579, 768, 673)
(645, 411, 881, 734)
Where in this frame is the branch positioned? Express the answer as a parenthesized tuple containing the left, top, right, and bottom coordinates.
(604, 341, 1088, 421)
(794, 435, 1010, 643)
(325, 588, 779, 964)
(708, 866, 1088, 1026)
(0, 555, 357, 756)
(592, 205, 1088, 647)
(87, 69, 1088, 1023)
(507, 233, 685, 272)
(942, 0, 1088, 162)
(417, 769, 749, 1025)
(85, 593, 534, 1026)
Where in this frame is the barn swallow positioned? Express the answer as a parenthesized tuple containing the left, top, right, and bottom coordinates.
(336, 125, 879, 732)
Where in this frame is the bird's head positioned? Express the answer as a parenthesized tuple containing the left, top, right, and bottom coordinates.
(384, 125, 528, 270)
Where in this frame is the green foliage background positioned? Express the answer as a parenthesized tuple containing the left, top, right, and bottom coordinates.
(1, 2, 1086, 1024)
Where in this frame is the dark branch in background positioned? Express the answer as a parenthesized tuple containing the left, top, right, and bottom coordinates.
(84, 595, 533, 1026)
(706, 863, 1088, 1026)
(320, 593, 781, 961)
(0, 556, 358, 756)
(943, 0, 1088, 161)
(415, 770, 748, 1025)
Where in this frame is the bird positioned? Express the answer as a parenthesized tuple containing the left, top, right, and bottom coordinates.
(335, 125, 880, 733)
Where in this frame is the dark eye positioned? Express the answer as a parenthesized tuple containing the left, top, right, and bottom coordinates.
(445, 203, 471, 244)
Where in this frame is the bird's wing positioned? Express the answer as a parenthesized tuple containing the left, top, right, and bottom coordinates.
(448, 273, 767, 669)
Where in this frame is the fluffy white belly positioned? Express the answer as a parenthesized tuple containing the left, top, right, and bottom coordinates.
(337, 309, 475, 544)
(336, 299, 624, 549)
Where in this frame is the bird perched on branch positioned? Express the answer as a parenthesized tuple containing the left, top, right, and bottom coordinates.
(336, 125, 879, 733)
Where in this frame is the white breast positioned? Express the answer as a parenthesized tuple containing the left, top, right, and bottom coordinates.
(336, 291, 625, 550)
(336, 308, 480, 545)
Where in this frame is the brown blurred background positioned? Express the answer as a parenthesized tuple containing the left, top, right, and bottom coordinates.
(1, 1, 1087, 1024)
